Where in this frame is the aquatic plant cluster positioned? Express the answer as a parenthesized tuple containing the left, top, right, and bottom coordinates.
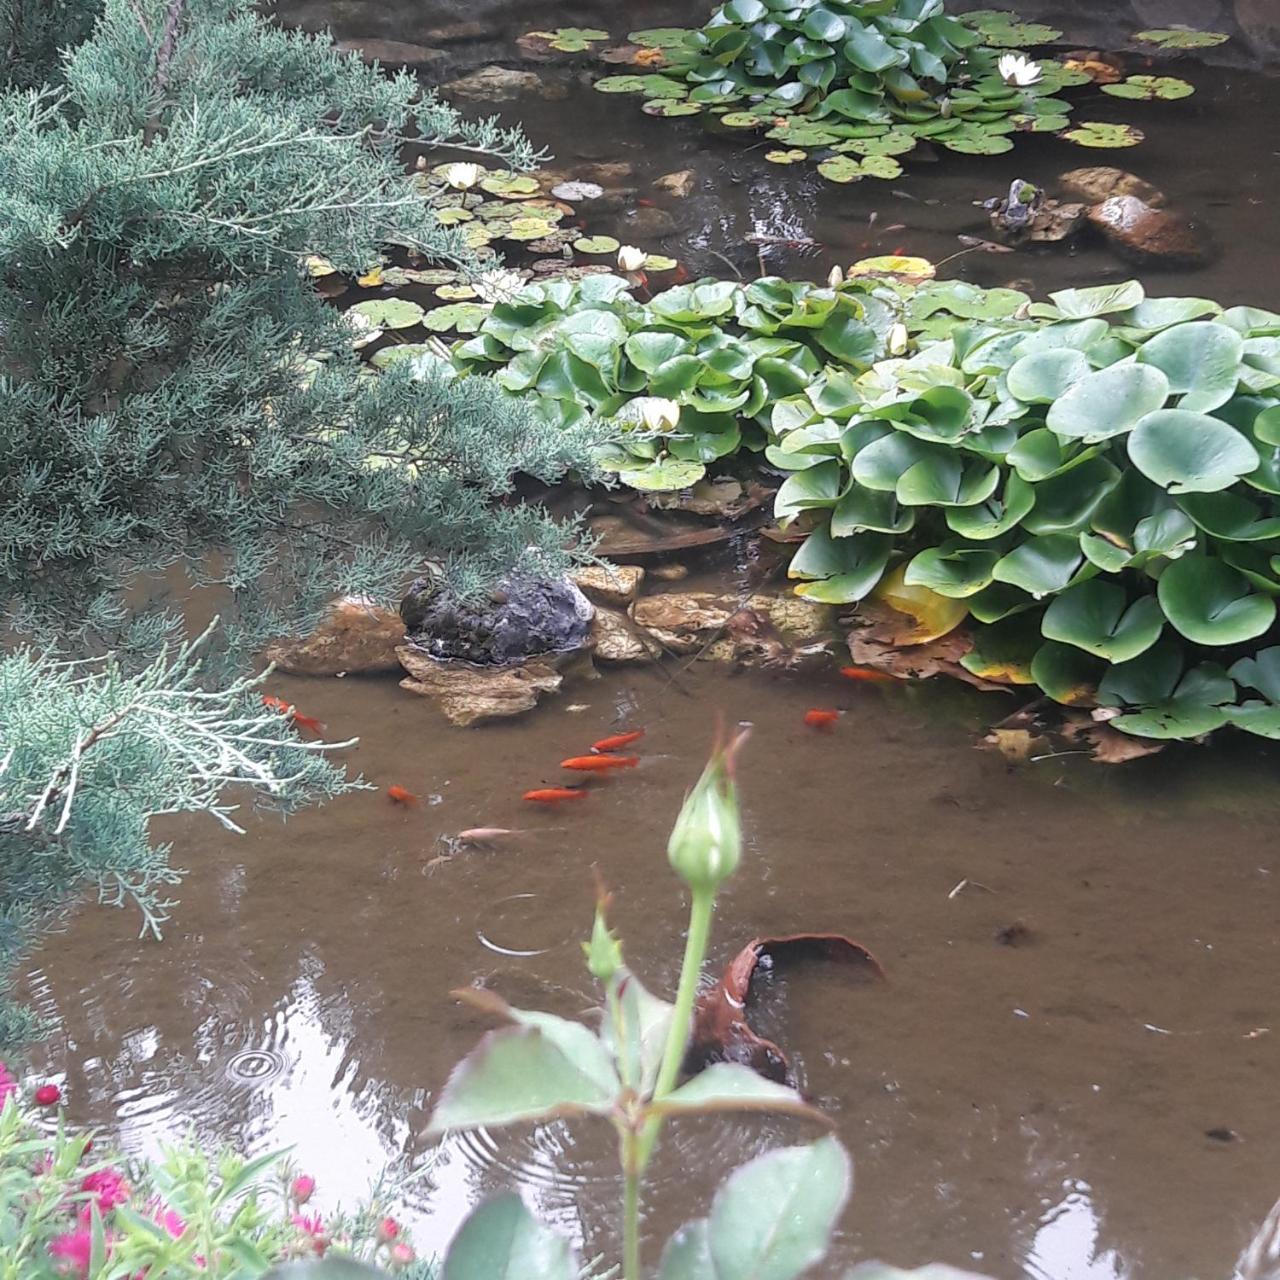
(427, 267, 1280, 744)
(577, 1, 1195, 180)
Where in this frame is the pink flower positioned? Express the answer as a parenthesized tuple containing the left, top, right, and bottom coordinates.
(49, 1229, 93, 1277)
(153, 1202, 186, 1238)
(0, 1061, 16, 1107)
(81, 1168, 129, 1215)
(290, 1174, 315, 1205)
(389, 1242, 416, 1271)
(376, 1217, 400, 1244)
(35, 1084, 61, 1107)
(291, 1213, 328, 1256)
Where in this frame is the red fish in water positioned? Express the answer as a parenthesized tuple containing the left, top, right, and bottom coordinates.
(262, 693, 325, 735)
(840, 666, 901, 684)
(592, 729, 645, 753)
(387, 785, 418, 806)
(804, 708, 840, 730)
(561, 755, 640, 772)
(524, 787, 588, 804)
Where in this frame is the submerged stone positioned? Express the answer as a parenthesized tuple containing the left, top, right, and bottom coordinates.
(1058, 166, 1166, 208)
(1087, 195, 1210, 266)
(265, 596, 406, 676)
(572, 563, 645, 609)
(397, 649, 567, 726)
(442, 65, 563, 102)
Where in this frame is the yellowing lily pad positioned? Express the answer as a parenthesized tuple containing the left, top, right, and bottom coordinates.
(766, 148, 809, 164)
(356, 265, 385, 287)
(871, 564, 968, 644)
(643, 99, 703, 116)
(481, 173, 541, 198)
(646, 255, 679, 271)
(847, 255, 936, 283)
(1061, 120, 1145, 148)
(304, 255, 337, 278)
(435, 284, 478, 300)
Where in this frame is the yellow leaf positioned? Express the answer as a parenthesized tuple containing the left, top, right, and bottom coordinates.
(304, 255, 337, 278)
(847, 255, 936, 284)
(357, 265, 385, 287)
(870, 564, 967, 645)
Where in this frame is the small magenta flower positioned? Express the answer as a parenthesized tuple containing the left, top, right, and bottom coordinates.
(35, 1083, 61, 1107)
(377, 1216, 401, 1244)
(667, 727, 749, 894)
(81, 1168, 129, 1214)
(290, 1174, 316, 1205)
(49, 1229, 93, 1277)
(389, 1242, 416, 1271)
(150, 1200, 186, 1238)
(291, 1213, 328, 1256)
(0, 1061, 16, 1107)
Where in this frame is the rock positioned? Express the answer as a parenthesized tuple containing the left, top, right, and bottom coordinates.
(442, 65, 564, 102)
(577, 161, 635, 188)
(265, 596, 406, 676)
(397, 648, 566, 726)
(591, 609, 661, 663)
(572, 563, 645, 609)
(649, 563, 689, 582)
(621, 205, 678, 240)
(1059, 167, 1165, 209)
(428, 20, 493, 44)
(334, 39, 445, 67)
(401, 575, 593, 665)
(650, 478, 749, 518)
(1087, 196, 1210, 267)
(755, 594, 837, 644)
(654, 169, 696, 199)
(632, 593, 737, 653)
(1237, 0, 1280, 60)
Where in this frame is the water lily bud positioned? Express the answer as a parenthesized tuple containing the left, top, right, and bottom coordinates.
(631, 396, 680, 433)
(888, 322, 909, 355)
(617, 244, 648, 273)
(291, 1174, 316, 1205)
(443, 162, 481, 190)
(667, 728, 749, 894)
(827, 265, 844, 288)
(583, 888, 623, 982)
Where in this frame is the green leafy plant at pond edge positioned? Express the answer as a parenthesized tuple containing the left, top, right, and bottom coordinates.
(579, 1, 1205, 182)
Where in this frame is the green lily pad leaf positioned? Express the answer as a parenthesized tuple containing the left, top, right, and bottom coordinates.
(644, 99, 705, 116)
(1176, 491, 1280, 541)
(1049, 281, 1146, 319)
(788, 524, 892, 603)
(1229, 648, 1280, 703)
(817, 154, 903, 183)
(481, 173, 541, 198)
(629, 27, 697, 48)
(1135, 321, 1243, 412)
(1119, 297, 1222, 330)
(993, 534, 1085, 598)
(441, 1194, 575, 1280)
(938, 129, 1015, 156)
(1006, 429, 1091, 482)
(959, 616, 1041, 685)
(422, 302, 490, 334)
(1021, 456, 1122, 536)
(1061, 121, 1145, 148)
(903, 544, 1000, 598)
(1046, 363, 1170, 442)
(775, 461, 844, 522)
(965, 14, 1062, 47)
(1128, 409, 1259, 493)
(968, 582, 1037, 624)
(574, 235, 622, 256)
(1113, 699, 1231, 740)
(1040, 581, 1164, 663)
(1224, 702, 1280, 739)
(944, 472, 1036, 539)
(1135, 28, 1229, 50)
(706, 1138, 851, 1280)
(613, 457, 707, 491)
(851, 433, 940, 491)
(832, 485, 915, 535)
(646, 255, 680, 271)
(1007, 348, 1091, 404)
(838, 130, 917, 157)
(896, 455, 1000, 508)
(349, 298, 425, 330)
(1157, 555, 1276, 645)
(1031, 641, 1102, 706)
(766, 148, 809, 164)
(595, 74, 655, 94)
(721, 111, 766, 128)
(1102, 75, 1195, 101)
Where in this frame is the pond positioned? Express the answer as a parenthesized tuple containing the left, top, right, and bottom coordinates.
(24, 2, 1280, 1277)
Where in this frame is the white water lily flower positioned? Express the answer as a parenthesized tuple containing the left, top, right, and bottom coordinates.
(473, 268, 527, 304)
(443, 162, 482, 190)
(628, 396, 681, 432)
(617, 244, 649, 273)
(827, 265, 844, 288)
(998, 52, 1043, 87)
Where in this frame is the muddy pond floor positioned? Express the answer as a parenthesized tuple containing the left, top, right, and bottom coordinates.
(23, 2, 1280, 1277)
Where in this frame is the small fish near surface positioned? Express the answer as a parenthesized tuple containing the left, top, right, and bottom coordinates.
(523, 787, 588, 805)
(839, 665, 902, 685)
(803, 708, 840, 730)
(592, 729, 645, 754)
(386, 785, 419, 806)
(261, 693, 325, 735)
(455, 827, 526, 844)
(560, 755, 640, 772)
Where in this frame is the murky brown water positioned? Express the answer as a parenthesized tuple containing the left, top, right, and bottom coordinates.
(24, 3, 1280, 1277)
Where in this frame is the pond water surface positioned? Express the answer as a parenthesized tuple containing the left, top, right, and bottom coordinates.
(25, 3, 1280, 1278)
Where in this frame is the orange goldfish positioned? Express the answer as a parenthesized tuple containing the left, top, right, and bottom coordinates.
(804, 708, 840, 729)
(524, 787, 588, 804)
(387, 785, 418, 806)
(592, 729, 645, 753)
(262, 693, 325, 734)
(560, 755, 640, 772)
(840, 666, 900, 684)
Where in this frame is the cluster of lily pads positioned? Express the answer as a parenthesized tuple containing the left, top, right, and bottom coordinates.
(448, 271, 896, 490)
(562, 1, 1202, 182)
(769, 274, 1280, 741)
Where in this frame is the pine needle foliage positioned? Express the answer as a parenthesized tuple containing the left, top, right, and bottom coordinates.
(0, 0, 599, 660)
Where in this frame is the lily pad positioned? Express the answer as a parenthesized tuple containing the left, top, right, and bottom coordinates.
(1128, 410, 1259, 493)
(348, 298, 425, 330)
(1061, 121, 1145, 148)
(481, 173, 541, 198)
(1041, 580, 1164, 662)
(1135, 29, 1229, 50)
(628, 28, 697, 49)
(1046, 363, 1170, 442)
(766, 148, 809, 164)
(421, 302, 490, 334)
(1135, 321, 1243, 413)
(644, 100, 704, 117)
(1101, 75, 1195, 101)
(573, 236, 622, 256)
(1156, 555, 1276, 646)
(817, 154, 903, 182)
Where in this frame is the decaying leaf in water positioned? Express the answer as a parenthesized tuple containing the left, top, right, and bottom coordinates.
(689, 935, 885, 1085)
(983, 728, 1037, 763)
(1060, 713, 1165, 764)
(847, 608, 1012, 693)
(1062, 55, 1125, 85)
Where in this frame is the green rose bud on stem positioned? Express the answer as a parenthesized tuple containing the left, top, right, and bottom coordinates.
(583, 874, 624, 983)
(666, 724, 749, 894)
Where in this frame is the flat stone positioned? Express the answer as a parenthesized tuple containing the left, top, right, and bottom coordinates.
(397, 647, 564, 726)
(265, 596, 406, 676)
(442, 65, 563, 102)
(1087, 196, 1210, 266)
(591, 609, 660, 663)
(577, 161, 635, 188)
(1058, 167, 1165, 209)
(334, 39, 445, 67)
(621, 205, 678, 240)
(632, 592, 737, 653)
(755, 594, 837, 643)
(649, 563, 689, 582)
(572, 563, 645, 608)
(654, 169, 696, 199)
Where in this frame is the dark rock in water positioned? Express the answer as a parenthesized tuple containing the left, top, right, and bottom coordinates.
(621, 205, 678, 240)
(400, 576, 593, 665)
(1087, 195, 1211, 266)
(442, 65, 566, 102)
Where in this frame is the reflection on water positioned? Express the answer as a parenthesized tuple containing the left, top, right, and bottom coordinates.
(1027, 1185, 1124, 1280)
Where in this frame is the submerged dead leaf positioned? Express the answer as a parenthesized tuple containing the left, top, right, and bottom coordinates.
(1060, 713, 1166, 764)
(983, 728, 1038, 763)
(690, 935, 885, 1085)
(847, 608, 1011, 693)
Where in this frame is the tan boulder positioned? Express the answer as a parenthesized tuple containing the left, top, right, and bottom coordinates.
(265, 597, 406, 676)
(397, 646, 565, 726)
(653, 169, 696, 199)
(1058, 167, 1165, 208)
(572, 563, 645, 609)
(591, 609, 661, 663)
(1087, 196, 1210, 266)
